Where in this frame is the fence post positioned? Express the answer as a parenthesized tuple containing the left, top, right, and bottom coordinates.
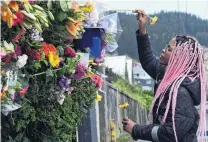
(77, 101, 100, 142)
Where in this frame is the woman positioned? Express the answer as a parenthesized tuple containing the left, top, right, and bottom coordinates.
(122, 9, 207, 142)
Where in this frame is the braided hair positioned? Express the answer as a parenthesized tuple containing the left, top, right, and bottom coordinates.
(149, 35, 207, 142)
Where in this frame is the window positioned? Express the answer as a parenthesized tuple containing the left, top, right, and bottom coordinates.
(146, 80, 151, 85)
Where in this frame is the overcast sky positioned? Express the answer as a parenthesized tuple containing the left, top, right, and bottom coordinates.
(95, 0, 208, 20)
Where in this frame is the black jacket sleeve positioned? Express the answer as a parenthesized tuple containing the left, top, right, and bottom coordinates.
(136, 30, 160, 80)
(131, 87, 195, 142)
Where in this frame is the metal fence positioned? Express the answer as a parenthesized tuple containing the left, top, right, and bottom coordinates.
(77, 81, 149, 142)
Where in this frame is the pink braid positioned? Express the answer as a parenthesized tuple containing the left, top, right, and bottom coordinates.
(149, 36, 207, 142)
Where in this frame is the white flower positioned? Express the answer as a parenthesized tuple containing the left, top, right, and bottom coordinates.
(16, 54, 28, 68)
(57, 94, 65, 105)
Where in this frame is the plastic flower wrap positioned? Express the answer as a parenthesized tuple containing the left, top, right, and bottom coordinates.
(81, 0, 108, 28)
(100, 13, 123, 52)
(1, 68, 29, 115)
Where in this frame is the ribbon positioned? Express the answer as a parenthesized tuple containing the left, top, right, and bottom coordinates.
(12, 28, 25, 43)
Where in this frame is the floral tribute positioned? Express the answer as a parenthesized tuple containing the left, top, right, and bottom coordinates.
(0, 0, 112, 141)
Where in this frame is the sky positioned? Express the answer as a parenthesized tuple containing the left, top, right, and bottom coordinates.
(96, 0, 208, 20)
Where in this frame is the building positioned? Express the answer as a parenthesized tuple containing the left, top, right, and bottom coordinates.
(104, 56, 154, 90)
(133, 62, 154, 90)
(104, 56, 132, 84)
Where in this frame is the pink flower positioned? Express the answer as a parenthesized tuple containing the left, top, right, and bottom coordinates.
(73, 73, 85, 79)
(0, 48, 6, 58)
(64, 46, 76, 57)
(91, 74, 103, 88)
(67, 87, 74, 94)
(18, 86, 29, 96)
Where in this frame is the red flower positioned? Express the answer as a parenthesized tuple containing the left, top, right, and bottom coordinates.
(27, 48, 42, 60)
(13, 12, 24, 26)
(18, 86, 29, 96)
(64, 46, 76, 57)
(40, 42, 57, 57)
(91, 74, 103, 88)
(2, 52, 15, 63)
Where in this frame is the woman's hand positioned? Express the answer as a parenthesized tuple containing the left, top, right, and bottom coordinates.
(133, 9, 148, 35)
(122, 117, 136, 135)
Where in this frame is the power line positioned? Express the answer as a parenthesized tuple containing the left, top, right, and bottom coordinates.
(185, 0, 187, 34)
(177, 0, 180, 34)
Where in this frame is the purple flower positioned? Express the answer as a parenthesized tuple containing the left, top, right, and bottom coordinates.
(58, 76, 71, 89)
(95, 49, 105, 63)
(73, 72, 85, 79)
(75, 64, 85, 73)
(11, 93, 17, 101)
(102, 41, 107, 49)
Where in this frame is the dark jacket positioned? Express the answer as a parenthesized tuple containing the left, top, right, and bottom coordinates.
(132, 31, 200, 142)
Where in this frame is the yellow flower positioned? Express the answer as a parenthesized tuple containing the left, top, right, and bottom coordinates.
(80, 1, 95, 12)
(96, 94, 102, 102)
(88, 59, 94, 63)
(119, 102, 129, 108)
(48, 51, 60, 68)
(88, 59, 97, 66)
(119, 104, 125, 108)
(123, 102, 129, 108)
(150, 16, 158, 25)
(1, 91, 6, 99)
(85, 70, 94, 78)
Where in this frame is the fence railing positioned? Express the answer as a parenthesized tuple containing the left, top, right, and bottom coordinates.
(77, 81, 149, 142)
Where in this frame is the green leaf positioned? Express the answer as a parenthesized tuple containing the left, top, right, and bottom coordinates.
(60, 0, 68, 12)
(60, 119, 73, 129)
(46, 69, 54, 77)
(57, 67, 66, 76)
(43, 136, 53, 142)
(42, 60, 48, 66)
(34, 62, 41, 69)
(57, 46, 64, 56)
(66, 1, 72, 9)
(15, 81, 23, 90)
(14, 133, 23, 141)
(18, 76, 29, 87)
(23, 137, 30, 142)
(41, 52, 45, 60)
(57, 10, 67, 22)
(47, 0, 53, 10)
(54, 25, 66, 31)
